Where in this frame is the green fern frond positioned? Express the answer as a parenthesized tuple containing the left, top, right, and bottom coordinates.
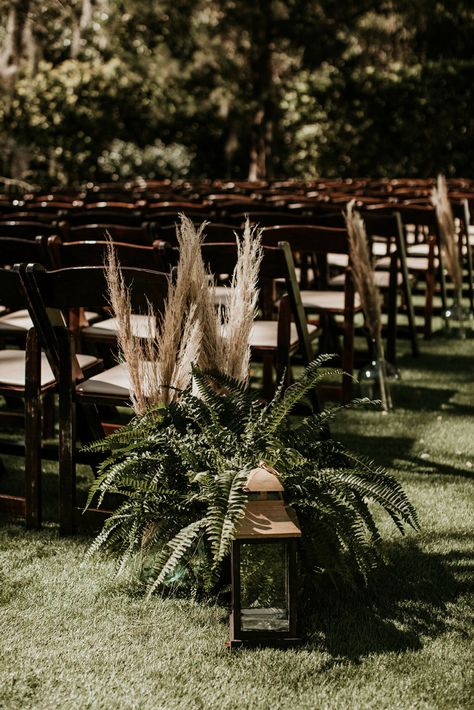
(85, 352, 418, 597)
(204, 467, 250, 566)
(146, 518, 207, 597)
(259, 354, 340, 435)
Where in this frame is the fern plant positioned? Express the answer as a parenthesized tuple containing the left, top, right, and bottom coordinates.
(85, 355, 419, 597)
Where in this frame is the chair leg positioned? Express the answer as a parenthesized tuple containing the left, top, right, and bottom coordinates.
(342, 312, 355, 404)
(42, 392, 55, 439)
(399, 267, 419, 357)
(424, 266, 435, 339)
(25, 329, 42, 530)
(262, 352, 275, 400)
(464, 231, 474, 312)
(58, 330, 76, 535)
(386, 257, 398, 365)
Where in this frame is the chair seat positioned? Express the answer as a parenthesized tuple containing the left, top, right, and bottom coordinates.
(300, 290, 361, 312)
(407, 243, 431, 256)
(274, 266, 315, 285)
(372, 241, 396, 257)
(329, 271, 404, 289)
(83, 318, 320, 357)
(0, 350, 97, 389)
(76, 362, 131, 398)
(213, 285, 231, 307)
(327, 253, 349, 268)
(376, 255, 438, 271)
(83, 314, 157, 339)
(249, 321, 317, 350)
(0, 309, 99, 334)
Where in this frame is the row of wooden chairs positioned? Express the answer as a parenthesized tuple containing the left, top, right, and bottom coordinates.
(3, 197, 469, 345)
(3, 212, 423, 531)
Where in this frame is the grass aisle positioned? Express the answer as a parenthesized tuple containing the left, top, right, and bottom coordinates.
(0, 338, 473, 710)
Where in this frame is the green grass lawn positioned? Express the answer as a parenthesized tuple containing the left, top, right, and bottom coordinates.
(1, 336, 473, 709)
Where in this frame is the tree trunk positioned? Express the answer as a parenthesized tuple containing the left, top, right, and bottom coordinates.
(247, 0, 275, 182)
(71, 0, 93, 59)
(0, 0, 30, 90)
(0, 1, 31, 179)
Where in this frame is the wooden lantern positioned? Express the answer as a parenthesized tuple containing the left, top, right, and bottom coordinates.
(227, 463, 302, 649)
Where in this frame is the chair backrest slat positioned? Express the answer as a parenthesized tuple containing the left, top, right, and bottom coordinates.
(261, 225, 350, 254)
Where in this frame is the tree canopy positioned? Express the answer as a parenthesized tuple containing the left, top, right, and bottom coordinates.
(1, 0, 473, 184)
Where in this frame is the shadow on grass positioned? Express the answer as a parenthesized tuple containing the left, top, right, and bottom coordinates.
(392, 384, 474, 416)
(336, 433, 474, 480)
(304, 536, 473, 662)
(392, 384, 461, 412)
(397, 350, 474, 377)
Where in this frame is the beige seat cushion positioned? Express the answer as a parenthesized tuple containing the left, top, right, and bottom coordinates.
(300, 290, 361, 312)
(0, 309, 33, 333)
(76, 360, 167, 399)
(372, 241, 396, 257)
(274, 266, 315, 285)
(329, 271, 404, 289)
(76, 362, 131, 398)
(83, 314, 157, 339)
(407, 243, 432, 256)
(212, 285, 232, 307)
(376, 255, 438, 271)
(0, 351, 97, 388)
(0, 309, 99, 333)
(249, 321, 317, 350)
(327, 253, 349, 268)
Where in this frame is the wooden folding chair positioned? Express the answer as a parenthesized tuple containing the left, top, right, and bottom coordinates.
(369, 204, 447, 339)
(0, 267, 46, 528)
(23, 264, 170, 534)
(452, 199, 474, 312)
(261, 225, 361, 403)
(0, 237, 52, 346)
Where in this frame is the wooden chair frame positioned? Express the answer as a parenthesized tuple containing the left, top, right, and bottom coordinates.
(23, 264, 170, 534)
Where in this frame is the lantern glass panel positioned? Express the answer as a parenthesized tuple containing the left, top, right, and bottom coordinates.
(240, 542, 289, 633)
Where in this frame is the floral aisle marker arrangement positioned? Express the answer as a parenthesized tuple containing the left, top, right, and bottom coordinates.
(85, 363, 419, 601)
(345, 201, 393, 411)
(87, 218, 419, 641)
(431, 174, 472, 338)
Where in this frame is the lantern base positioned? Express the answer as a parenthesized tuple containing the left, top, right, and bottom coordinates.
(225, 637, 302, 651)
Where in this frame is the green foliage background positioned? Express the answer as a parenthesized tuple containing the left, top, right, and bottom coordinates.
(0, 1, 473, 183)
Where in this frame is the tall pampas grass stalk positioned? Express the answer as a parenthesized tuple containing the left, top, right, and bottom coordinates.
(431, 174, 463, 294)
(104, 229, 202, 414)
(345, 201, 382, 347)
(184, 216, 262, 383)
(105, 242, 149, 415)
(345, 201, 391, 411)
(216, 219, 262, 381)
(104, 215, 262, 414)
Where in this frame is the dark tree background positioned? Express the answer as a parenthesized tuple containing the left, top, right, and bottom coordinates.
(0, 0, 473, 185)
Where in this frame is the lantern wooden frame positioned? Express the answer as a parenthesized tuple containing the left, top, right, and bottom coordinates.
(227, 464, 302, 649)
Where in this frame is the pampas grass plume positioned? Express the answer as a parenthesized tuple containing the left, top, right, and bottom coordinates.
(345, 201, 382, 347)
(431, 174, 463, 293)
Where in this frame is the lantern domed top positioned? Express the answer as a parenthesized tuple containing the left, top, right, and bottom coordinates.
(236, 462, 301, 540)
(244, 462, 284, 493)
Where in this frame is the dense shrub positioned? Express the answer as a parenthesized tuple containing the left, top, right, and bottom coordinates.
(2, 54, 473, 183)
(280, 60, 474, 178)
